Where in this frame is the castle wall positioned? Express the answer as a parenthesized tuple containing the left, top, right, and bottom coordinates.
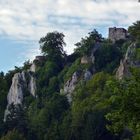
(109, 27, 127, 42)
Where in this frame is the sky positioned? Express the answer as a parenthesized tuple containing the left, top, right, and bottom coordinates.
(0, 0, 140, 73)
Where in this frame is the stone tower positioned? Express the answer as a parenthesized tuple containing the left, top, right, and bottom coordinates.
(109, 27, 128, 42)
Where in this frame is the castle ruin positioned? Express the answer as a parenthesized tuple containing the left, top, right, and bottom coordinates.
(109, 27, 128, 42)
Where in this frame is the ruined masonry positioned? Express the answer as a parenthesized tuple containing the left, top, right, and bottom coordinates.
(109, 27, 128, 42)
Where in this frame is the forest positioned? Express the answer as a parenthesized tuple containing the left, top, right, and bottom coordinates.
(0, 21, 140, 140)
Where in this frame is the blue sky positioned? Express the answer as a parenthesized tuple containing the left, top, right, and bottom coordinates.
(0, 0, 140, 73)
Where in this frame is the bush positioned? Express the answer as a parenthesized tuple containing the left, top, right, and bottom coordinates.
(0, 129, 26, 140)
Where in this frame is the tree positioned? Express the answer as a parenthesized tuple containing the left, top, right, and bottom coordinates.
(27, 94, 69, 140)
(5, 104, 28, 134)
(128, 21, 140, 41)
(39, 31, 66, 62)
(23, 60, 31, 70)
(94, 41, 122, 73)
(105, 68, 140, 139)
(75, 29, 103, 55)
(0, 72, 8, 137)
(0, 129, 26, 140)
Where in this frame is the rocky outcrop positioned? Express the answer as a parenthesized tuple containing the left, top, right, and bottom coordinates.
(28, 73, 36, 97)
(63, 70, 92, 103)
(84, 70, 92, 81)
(64, 43, 100, 102)
(91, 42, 101, 64)
(116, 43, 138, 79)
(81, 56, 91, 64)
(7, 71, 36, 106)
(81, 42, 101, 65)
(7, 72, 27, 105)
(116, 60, 130, 80)
(29, 63, 37, 97)
(30, 63, 36, 72)
(4, 65, 37, 121)
(63, 71, 80, 102)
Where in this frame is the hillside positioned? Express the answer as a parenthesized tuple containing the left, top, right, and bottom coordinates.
(0, 21, 140, 140)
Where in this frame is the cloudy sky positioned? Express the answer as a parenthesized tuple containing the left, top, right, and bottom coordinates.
(0, 0, 140, 72)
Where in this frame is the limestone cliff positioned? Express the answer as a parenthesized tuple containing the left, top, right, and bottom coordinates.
(62, 43, 100, 102)
(4, 65, 36, 121)
(63, 71, 80, 102)
(62, 70, 92, 102)
(116, 43, 139, 79)
(7, 71, 27, 105)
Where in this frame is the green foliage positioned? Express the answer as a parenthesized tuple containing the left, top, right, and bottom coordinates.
(68, 72, 117, 140)
(134, 48, 140, 61)
(105, 68, 140, 139)
(22, 60, 31, 70)
(128, 21, 140, 41)
(94, 41, 122, 73)
(64, 58, 81, 82)
(0, 24, 140, 140)
(0, 72, 8, 137)
(5, 104, 28, 134)
(0, 129, 26, 140)
(27, 94, 69, 140)
(39, 31, 66, 66)
(46, 76, 59, 94)
(64, 58, 91, 82)
(75, 29, 103, 55)
(36, 61, 61, 97)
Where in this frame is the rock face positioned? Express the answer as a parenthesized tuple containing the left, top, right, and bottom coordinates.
(4, 66, 36, 121)
(81, 56, 91, 64)
(63, 70, 92, 103)
(29, 63, 37, 97)
(116, 60, 131, 80)
(81, 42, 101, 65)
(63, 72, 80, 102)
(116, 43, 137, 79)
(7, 72, 26, 105)
(7, 71, 36, 105)
(91, 42, 101, 64)
(64, 43, 100, 102)
(30, 63, 36, 72)
(109, 27, 128, 43)
(84, 70, 92, 81)
(28, 73, 36, 97)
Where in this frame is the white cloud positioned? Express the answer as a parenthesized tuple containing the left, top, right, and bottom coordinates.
(0, 0, 140, 61)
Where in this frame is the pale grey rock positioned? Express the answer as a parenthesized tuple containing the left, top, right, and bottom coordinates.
(3, 108, 10, 122)
(7, 71, 36, 105)
(84, 70, 92, 81)
(7, 72, 26, 105)
(91, 53, 95, 64)
(63, 72, 80, 102)
(116, 43, 137, 79)
(28, 73, 36, 97)
(4, 72, 27, 121)
(81, 56, 91, 64)
(30, 63, 36, 72)
(63, 70, 93, 102)
(116, 60, 131, 80)
(4, 68, 36, 121)
(90, 42, 101, 64)
(64, 72, 79, 94)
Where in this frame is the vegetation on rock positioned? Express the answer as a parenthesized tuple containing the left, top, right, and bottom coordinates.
(0, 21, 140, 140)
